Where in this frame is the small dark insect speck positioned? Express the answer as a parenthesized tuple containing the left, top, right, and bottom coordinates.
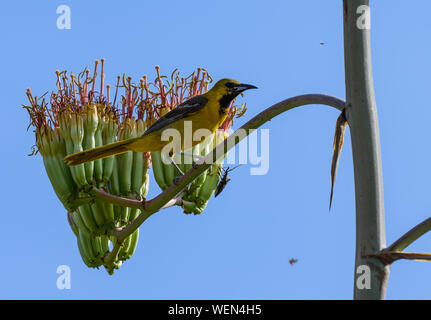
(289, 258, 298, 266)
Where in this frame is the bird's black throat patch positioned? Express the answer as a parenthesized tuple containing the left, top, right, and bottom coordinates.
(218, 93, 238, 115)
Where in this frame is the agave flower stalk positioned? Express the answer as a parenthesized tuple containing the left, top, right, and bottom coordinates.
(24, 61, 244, 273)
(24, 60, 150, 273)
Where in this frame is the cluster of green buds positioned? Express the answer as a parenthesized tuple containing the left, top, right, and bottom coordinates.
(24, 60, 245, 274)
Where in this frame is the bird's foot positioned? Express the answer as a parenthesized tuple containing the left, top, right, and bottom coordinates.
(173, 176, 182, 185)
(173, 175, 193, 193)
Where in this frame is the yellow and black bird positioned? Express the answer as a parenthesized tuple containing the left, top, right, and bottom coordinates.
(64, 78, 257, 166)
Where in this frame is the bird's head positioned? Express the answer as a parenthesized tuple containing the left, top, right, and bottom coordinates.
(208, 78, 257, 116)
(211, 78, 258, 97)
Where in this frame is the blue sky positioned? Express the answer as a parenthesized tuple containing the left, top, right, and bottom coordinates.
(1, 0, 430, 299)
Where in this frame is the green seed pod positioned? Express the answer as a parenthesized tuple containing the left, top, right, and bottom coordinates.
(109, 159, 122, 224)
(119, 233, 133, 260)
(128, 208, 140, 222)
(117, 118, 135, 196)
(197, 165, 222, 205)
(67, 212, 79, 237)
(77, 233, 99, 268)
(72, 210, 92, 237)
(77, 203, 99, 235)
(140, 170, 150, 198)
(183, 143, 200, 173)
(110, 159, 120, 195)
(58, 112, 74, 158)
(131, 119, 146, 196)
(99, 235, 110, 257)
(102, 201, 116, 228)
(135, 119, 146, 138)
(172, 146, 187, 174)
(131, 152, 144, 196)
(162, 154, 175, 186)
(151, 151, 168, 190)
(91, 236, 103, 260)
(90, 201, 107, 230)
(78, 230, 102, 267)
(181, 200, 197, 214)
(82, 104, 98, 184)
(69, 113, 88, 189)
(51, 128, 77, 199)
(102, 113, 118, 182)
(212, 130, 229, 165)
(126, 229, 139, 259)
(120, 206, 130, 224)
(93, 108, 104, 184)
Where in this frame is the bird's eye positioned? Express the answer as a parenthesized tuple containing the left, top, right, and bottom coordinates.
(224, 82, 235, 89)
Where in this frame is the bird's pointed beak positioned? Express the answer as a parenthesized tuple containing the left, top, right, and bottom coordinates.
(234, 83, 258, 92)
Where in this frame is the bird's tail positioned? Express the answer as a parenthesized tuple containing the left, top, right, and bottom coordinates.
(64, 138, 139, 166)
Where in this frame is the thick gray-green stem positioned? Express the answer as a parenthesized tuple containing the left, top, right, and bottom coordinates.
(343, 0, 389, 299)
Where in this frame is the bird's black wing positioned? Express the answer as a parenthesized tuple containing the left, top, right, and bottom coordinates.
(142, 95, 208, 136)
